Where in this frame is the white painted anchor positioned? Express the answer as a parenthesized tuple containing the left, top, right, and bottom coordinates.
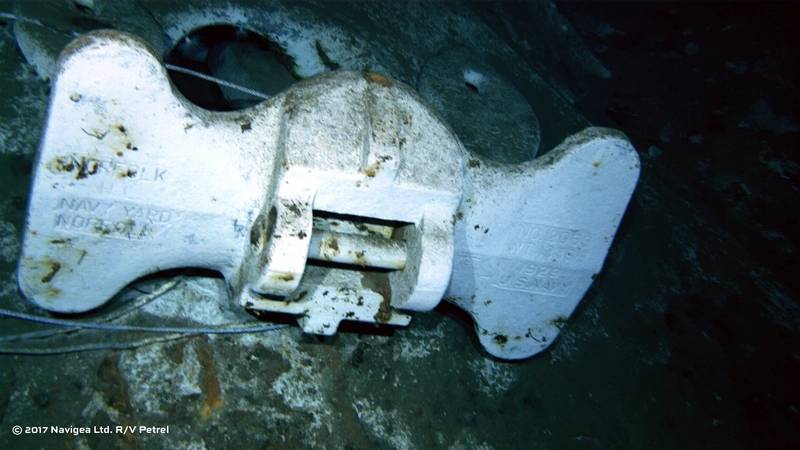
(17, 31, 640, 359)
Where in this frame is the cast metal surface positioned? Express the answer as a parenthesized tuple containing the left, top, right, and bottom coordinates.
(17, 30, 640, 359)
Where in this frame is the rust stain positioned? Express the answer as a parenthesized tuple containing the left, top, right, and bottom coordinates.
(97, 354, 134, 416)
(40, 261, 61, 283)
(550, 315, 568, 329)
(364, 162, 379, 177)
(47, 156, 75, 173)
(75, 158, 99, 180)
(374, 294, 391, 323)
(365, 72, 392, 87)
(116, 168, 137, 178)
(323, 237, 340, 258)
(353, 250, 367, 267)
(197, 338, 223, 420)
(287, 202, 303, 216)
(48, 155, 104, 180)
(272, 272, 295, 282)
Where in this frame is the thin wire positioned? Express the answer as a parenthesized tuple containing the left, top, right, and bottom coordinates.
(0, 276, 289, 355)
(101, 279, 183, 320)
(2, 12, 271, 101)
(0, 320, 290, 355)
(0, 333, 192, 355)
(164, 63, 270, 100)
(0, 12, 45, 27)
(0, 278, 182, 343)
(0, 307, 287, 335)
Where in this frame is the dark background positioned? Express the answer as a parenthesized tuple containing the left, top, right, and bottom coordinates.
(555, 2, 800, 448)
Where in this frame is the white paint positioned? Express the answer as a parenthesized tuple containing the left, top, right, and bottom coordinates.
(18, 31, 462, 340)
(17, 32, 640, 360)
(446, 128, 641, 359)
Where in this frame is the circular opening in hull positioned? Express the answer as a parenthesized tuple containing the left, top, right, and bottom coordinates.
(165, 25, 298, 111)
